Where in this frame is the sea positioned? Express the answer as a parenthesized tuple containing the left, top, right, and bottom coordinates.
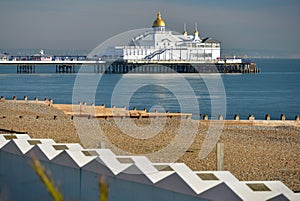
(0, 59, 299, 120)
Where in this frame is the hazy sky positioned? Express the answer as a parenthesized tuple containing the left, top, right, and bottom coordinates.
(1, 0, 300, 57)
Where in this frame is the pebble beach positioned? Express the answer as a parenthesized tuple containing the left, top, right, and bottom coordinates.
(0, 101, 299, 192)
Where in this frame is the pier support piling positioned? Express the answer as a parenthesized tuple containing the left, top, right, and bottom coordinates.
(16, 64, 36, 74)
(57, 64, 75, 73)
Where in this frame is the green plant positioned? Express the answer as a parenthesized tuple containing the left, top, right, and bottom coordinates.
(31, 157, 64, 201)
(31, 156, 109, 201)
(98, 176, 109, 201)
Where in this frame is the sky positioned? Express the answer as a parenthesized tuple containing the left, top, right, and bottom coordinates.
(0, 0, 300, 57)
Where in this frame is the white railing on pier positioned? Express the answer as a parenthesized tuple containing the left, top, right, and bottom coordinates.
(0, 60, 105, 65)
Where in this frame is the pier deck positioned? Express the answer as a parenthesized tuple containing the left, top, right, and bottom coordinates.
(0, 60, 259, 74)
(0, 60, 104, 65)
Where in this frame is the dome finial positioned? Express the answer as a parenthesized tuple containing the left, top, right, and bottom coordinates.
(194, 23, 199, 35)
(193, 23, 201, 42)
(183, 23, 188, 36)
(157, 10, 161, 19)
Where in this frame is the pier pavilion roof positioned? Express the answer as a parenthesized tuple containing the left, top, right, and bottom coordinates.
(130, 12, 220, 48)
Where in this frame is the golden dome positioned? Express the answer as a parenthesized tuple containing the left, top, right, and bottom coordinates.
(152, 11, 166, 27)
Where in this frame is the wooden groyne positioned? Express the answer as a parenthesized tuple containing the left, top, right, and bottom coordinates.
(53, 103, 192, 119)
(1, 96, 298, 126)
(200, 113, 300, 127)
(0, 96, 53, 106)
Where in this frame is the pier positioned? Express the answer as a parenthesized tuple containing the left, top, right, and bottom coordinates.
(0, 60, 104, 74)
(0, 59, 259, 74)
(0, 11, 261, 74)
(99, 60, 259, 74)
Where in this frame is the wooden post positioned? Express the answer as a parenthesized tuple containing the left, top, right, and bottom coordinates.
(280, 114, 286, 121)
(100, 142, 105, 149)
(248, 114, 255, 121)
(217, 143, 224, 171)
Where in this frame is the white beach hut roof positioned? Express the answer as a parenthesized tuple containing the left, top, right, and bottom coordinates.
(0, 134, 299, 201)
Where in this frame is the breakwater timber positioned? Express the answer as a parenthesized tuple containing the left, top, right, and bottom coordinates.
(0, 97, 299, 192)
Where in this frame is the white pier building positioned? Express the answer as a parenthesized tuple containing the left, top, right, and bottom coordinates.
(106, 11, 221, 63)
(0, 12, 259, 73)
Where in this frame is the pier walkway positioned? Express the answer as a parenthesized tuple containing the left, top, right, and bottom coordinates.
(0, 59, 259, 74)
(0, 60, 104, 65)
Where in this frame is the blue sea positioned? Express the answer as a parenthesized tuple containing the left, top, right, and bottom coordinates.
(0, 59, 299, 120)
